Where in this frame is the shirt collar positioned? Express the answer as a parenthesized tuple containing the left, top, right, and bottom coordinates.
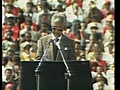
(51, 33, 62, 41)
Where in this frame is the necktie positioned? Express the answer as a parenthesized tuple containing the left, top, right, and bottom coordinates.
(53, 38, 59, 60)
(54, 38, 59, 43)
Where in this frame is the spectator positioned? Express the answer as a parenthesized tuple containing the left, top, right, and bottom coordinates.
(2, 30, 14, 54)
(90, 51, 107, 73)
(20, 16, 37, 31)
(4, 49, 15, 68)
(93, 80, 109, 90)
(3, 20, 19, 41)
(4, 83, 16, 90)
(20, 19, 37, 41)
(106, 64, 115, 86)
(65, 0, 84, 22)
(23, 1, 38, 24)
(2, 68, 14, 90)
(20, 41, 32, 61)
(68, 19, 86, 41)
(36, 1, 52, 25)
(85, 1, 102, 24)
(34, 22, 51, 42)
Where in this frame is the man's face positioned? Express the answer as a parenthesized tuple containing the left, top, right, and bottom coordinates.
(52, 22, 64, 37)
(91, 28, 98, 33)
(27, 4, 33, 12)
(7, 22, 13, 29)
(41, 24, 47, 30)
(4, 70, 12, 80)
(25, 33, 31, 41)
(6, 6, 13, 13)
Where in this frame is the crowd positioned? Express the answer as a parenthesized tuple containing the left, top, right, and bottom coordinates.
(2, 0, 115, 90)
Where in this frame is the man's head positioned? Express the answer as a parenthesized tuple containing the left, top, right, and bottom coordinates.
(97, 81, 105, 90)
(24, 32, 32, 41)
(51, 13, 67, 37)
(26, 2, 34, 12)
(40, 22, 48, 31)
(4, 68, 13, 81)
(6, 20, 14, 29)
(25, 19, 32, 30)
(90, 24, 98, 34)
(5, 4, 13, 13)
(5, 30, 13, 41)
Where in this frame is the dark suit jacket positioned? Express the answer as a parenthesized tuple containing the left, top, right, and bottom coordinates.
(36, 34, 76, 61)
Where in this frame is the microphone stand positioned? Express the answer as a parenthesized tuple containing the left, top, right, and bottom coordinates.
(35, 42, 51, 90)
(56, 43, 71, 90)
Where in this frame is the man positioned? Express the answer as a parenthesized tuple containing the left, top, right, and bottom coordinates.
(36, 13, 76, 61)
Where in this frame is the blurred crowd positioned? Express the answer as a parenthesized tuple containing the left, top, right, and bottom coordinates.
(2, 0, 115, 90)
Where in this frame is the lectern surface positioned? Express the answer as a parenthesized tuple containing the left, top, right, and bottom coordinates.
(20, 61, 93, 90)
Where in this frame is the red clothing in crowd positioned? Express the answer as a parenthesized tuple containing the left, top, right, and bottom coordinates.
(20, 22, 37, 31)
(103, 26, 109, 35)
(2, 25, 19, 40)
(5, 6, 19, 16)
(68, 31, 86, 40)
(90, 60, 107, 72)
(66, 0, 82, 8)
(12, 7, 19, 16)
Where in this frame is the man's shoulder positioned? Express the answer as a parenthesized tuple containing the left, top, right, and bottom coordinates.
(39, 34, 52, 40)
(62, 34, 74, 41)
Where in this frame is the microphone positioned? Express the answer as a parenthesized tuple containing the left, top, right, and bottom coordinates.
(35, 38, 52, 73)
(46, 39, 53, 45)
(55, 42, 71, 77)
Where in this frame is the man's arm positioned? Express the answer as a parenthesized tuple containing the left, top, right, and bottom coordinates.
(36, 38, 44, 60)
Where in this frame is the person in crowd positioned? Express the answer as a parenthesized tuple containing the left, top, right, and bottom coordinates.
(74, 40, 82, 60)
(85, 23, 103, 41)
(15, 9, 25, 30)
(20, 32, 37, 60)
(85, 1, 102, 24)
(100, 2, 114, 19)
(36, 1, 52, 26)
(102, 43, 114, 67)
(2, 30, 14, 55)
(92, 72, 108, 85)
(36, 13, 76, 61)
(65, 0, 84, 23)
(4, 49, 16, 68)
(20, 15, 37, 31)
(20, 19, 37, 41)
(23, 1, 38, 24)
(96, 65, 107, 78)
(53, 3, 65, 14)
(3, 20, 19, 41)
(68, 19, 86, 41)
(6, 41, 19, 55)
(85, 35, 104, 60)
(106, 64, 114, 86)
(5, 0, 20, 16)
(93, 80, 109, 90)
(101, 13, 114, 32)
(4, 83, 16, 90)
(2, 68, 14, 90)
(34, 22, 51, 42)
(90, 51, 107, 73)
(20, 41, 32, 61)
(3, 4, 15, 23)
(85, 15, 103, 34)
(103, 25, 114, 43)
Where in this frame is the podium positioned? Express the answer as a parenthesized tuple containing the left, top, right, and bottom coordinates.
(20, 61, 93, 90)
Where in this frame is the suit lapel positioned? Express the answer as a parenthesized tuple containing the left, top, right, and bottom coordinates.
(45, 34, 54, 60)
